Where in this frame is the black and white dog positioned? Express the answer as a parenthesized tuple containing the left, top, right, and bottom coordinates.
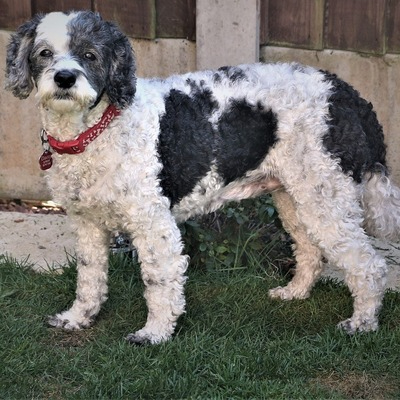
(5, 11, 400, 344)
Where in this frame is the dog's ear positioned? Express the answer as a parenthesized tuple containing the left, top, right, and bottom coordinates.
(105, 22, 137, 109)
(5, 15, 43, 99)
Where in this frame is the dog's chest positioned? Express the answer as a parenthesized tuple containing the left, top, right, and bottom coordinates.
(49, 161, 110, 204)
(46, 129, 163, 228)
(47, 150, 122, 216)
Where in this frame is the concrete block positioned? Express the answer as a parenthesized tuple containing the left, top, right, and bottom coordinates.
(0, 30, 48, 200)
(132, 38, 196, 77)
(196, 0, 260, 70)
(261, 46, 400, 185)
(0, 212, 75, 270)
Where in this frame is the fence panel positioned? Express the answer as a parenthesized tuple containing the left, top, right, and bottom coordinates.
(156, 0, 195, 40)
(387, 0, 400, 53)
(1, 1, 400, 54)
(32, 0, 91, 14)
(0, 0, 31, 29)
(95, 0, 156, 39)
(324, 0, 386, 54)
(261, 0, 324, 49)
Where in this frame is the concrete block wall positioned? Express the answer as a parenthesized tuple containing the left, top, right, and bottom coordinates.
(196, 0, 260, 69)
(2, 1, 400, 200)
(0, 31, 45, 200)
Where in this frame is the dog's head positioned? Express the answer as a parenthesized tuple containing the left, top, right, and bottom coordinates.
(5, 11, 136, 111)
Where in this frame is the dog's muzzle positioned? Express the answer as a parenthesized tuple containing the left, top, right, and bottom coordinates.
(54, 70, 77, 89)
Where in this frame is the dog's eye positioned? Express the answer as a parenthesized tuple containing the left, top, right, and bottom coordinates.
(39, 49, 53, 58)
(84, 52, 96, 61)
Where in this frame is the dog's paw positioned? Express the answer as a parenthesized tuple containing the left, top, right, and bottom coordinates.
(125, 329, 171, 346)
(47, 312, 93, 330)
(268, 285, 310, 300)
(337, 317, 378, 334)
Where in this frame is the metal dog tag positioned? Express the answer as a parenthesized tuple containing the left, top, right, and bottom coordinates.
(39, 150, 53, 170)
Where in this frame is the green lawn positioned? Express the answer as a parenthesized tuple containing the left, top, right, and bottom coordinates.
(1, 250, 400, 399)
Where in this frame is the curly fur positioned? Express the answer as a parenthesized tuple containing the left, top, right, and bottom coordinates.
(5, 11, 400, 344)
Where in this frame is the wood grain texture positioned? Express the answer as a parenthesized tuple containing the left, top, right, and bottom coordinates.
(156, 0, 195, 40)
(95, 0, 156, 39)
(387, 0, 400, 53)
(262, 0, 324, 49)
(32, 0, 92, 14)
(324, 0, 386, 54)
(0, 0, 31, 30)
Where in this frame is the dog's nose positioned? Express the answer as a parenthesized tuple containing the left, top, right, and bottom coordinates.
(54, 70, 77, 89)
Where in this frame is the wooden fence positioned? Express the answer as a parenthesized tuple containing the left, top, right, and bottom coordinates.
(1, 0, 400, 54)
(0, 0, 196, 40)
(261, 0, 400, 54)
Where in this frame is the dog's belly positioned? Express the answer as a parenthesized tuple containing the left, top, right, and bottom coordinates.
(172, 173, 282, 222)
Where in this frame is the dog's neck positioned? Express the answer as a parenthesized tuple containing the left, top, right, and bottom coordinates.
(39, 100, 110, 142)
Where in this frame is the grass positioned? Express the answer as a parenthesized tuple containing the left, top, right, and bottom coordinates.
(1, 249, 400, 399)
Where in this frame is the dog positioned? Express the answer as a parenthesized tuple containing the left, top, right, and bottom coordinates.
(5, 10, 400, 345)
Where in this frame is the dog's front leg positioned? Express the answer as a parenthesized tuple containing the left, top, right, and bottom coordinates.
(125, 209, 189, 345)
(48, 218, 110, 330)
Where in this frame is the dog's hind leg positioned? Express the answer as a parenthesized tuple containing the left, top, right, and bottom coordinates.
(48, 218, 110, 330)
(125, 208, 188, 345)
(269, 189, 323, 300)
(276, 164, 387, 333)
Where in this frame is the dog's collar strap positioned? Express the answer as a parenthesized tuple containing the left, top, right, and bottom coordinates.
(46, 104, 120, 155)
(39, 105, 120, 170)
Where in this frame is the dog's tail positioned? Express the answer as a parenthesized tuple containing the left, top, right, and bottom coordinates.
(362, 171, 400, 241)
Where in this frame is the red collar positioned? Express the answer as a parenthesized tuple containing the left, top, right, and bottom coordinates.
(39, 104, 120, 170)
(45, 104, 120, 155)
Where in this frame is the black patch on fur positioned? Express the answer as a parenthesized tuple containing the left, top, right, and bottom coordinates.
(5, 14, 44, 98)
(213, 66, 247, 83)
(67, 11, 136, 109)
(323, 71, 387, 182)
(215, 100, 278, 183)
(158, 81, 279, 206)
(158, 86, 218, 206)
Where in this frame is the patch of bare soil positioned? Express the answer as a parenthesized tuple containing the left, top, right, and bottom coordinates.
(0, 199, 65, 214)
(312, 371, 398, 399)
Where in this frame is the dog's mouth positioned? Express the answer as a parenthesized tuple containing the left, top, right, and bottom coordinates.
(53, 90, 74, 100)
(38, 89, 89, 113)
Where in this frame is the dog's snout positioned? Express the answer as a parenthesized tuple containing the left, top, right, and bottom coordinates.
(54, 70, 77, 89)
